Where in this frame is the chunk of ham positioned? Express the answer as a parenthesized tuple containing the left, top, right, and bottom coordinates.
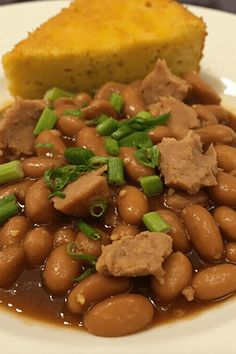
(140, 59, 190, 105)
(96, 231, 172, 282)
(0, 97, 45, 156)
(158, 131, 218, 194)
(149, 96, 200, 139)
(53, 166, 110, 217)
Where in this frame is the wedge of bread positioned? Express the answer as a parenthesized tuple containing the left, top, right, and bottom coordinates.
(2, 0, 206, 99)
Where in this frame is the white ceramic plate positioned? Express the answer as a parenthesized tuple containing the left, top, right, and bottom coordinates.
(0, 2, 236, 354)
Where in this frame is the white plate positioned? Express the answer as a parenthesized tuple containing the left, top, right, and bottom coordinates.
(0, 2, 236, 354)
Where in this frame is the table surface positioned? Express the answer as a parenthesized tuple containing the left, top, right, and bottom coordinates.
(0, 0, 236, 13)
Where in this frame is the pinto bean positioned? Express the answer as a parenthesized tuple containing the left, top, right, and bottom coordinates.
(208, 172, 236, 207)
(182, 204, 223, 261)
(213, 206, 236, 241)
(225, 243, 236, 263)
(0, 179, 35, 204)
(83, 293, 154, 337)
(43, 245, 81, 295)
(0, 246, 25, 288)
(191, 264, 236, 300)
(25, 179, 59, 224)
(215, 144, 236, 172)
(53, 227, 76, 248)
(0, 216, 30, 248)
(76, 127, 107, 156)
(156, 209, 190, 252)
(151, 252, 192, 302)
(53, 98, 77, 117)
(110, 224, 139, 241)
(35, 130, 66, 157)
(117, 186, 149, 225)
(23, 227, 53, 267)
(81, 100, 117, 120)
(196, 124, 236, 145)
(95, 82, 125, 100)
(148, 126, 174, 144)
(75, 231, 110, 259)
(119, 147, 154, 183)
(57, 115, 85, 137)
(192, 104, 217, 126)
(204, 105, 229, 123)
(165, 190, 209, 210)
(22, 157, 64, 178)
(182, 71, 221, 104)
(122, 86, 146, 117)
(67, 273, 131, 315)
(73, 92, 92, 107)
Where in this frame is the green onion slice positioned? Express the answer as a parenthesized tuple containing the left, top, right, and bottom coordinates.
(139, 175, 164, 197)
(74, 268, 96, 283)
(63, 108, 82, 117)
(0, 195, 19, 225)
(33, 107, 58, 136)
(90, 200, 107, 218)
(119, 132, 153, 149)
(77, 219, 101, 240)
(107, 157, 124, 185)
(111, 125, 134, 141)
(44, 87, 74, 102)
(67, 242, 97, 265)
(110, 92, 124, 113)
(88, 156, 108, 169)
(96, 117, 119, 136)
(0, 160, 24, 185)
(134, 146, 160, 168)
(143, 212, 171, 233)
(104, 137, 119, 155)
(64, 147, 95, 165)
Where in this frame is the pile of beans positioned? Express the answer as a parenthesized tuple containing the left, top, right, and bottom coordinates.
(0, 72, 236, 337)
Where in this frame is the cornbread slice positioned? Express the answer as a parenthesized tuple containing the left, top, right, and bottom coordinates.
(2, 0, 206, 99)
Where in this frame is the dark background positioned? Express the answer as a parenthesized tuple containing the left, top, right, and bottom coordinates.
(0, 0, 236, 13)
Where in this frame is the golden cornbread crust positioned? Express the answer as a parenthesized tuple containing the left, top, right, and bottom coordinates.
(2, 0, 206, 99)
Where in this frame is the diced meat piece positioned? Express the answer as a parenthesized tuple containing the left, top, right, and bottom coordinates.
(96, 231, 173, 282)
(182, 71, 221, 105)
(149, 96, 200, 139)
(52, 166, 110, 217)
(192, 104, 218, 127)
(158, 131, 218, 194)
(165, 189, 209, 210)
(0, 97, 45, 156)
(140, 59, 190, 105)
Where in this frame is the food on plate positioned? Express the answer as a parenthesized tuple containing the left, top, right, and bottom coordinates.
(2, 0, 206, 99)
(0, 57, 236, 338)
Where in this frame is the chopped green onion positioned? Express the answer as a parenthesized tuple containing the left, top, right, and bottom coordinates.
(64, 147, 95, 165)
(0, 160, 24, 184)
(143, 212, 171, 233)
(0, 195, 19, 225)
(107, 157, 124, 185)
(134, 146, 160, 168)
(33, 107, 58, 135)
(44, 164, 88, 197)
(111, 125, 134, 141)
(88, 156, 108, 169)
(96, 117, 119, 136)
(104, 137, 119, 155)
(77, 219, 101, 240)
(90, 200, 107, 218)
(139, 175, 164, 197)
(67, 242, 97, 265)
(63, 108, 82, 117)
(119, 132, 153, 149)
(74, 268, 96, 282)
(85, 114, 109, 127)
(135, 111, 153, 119)
(110, 92, 124, 113)
(153, 112, 171, 126)
(44, 87, 74, 102)
(119, 112, 171, 132)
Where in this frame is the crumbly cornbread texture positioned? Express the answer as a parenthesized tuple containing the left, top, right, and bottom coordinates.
(2, 0, 206, 99)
